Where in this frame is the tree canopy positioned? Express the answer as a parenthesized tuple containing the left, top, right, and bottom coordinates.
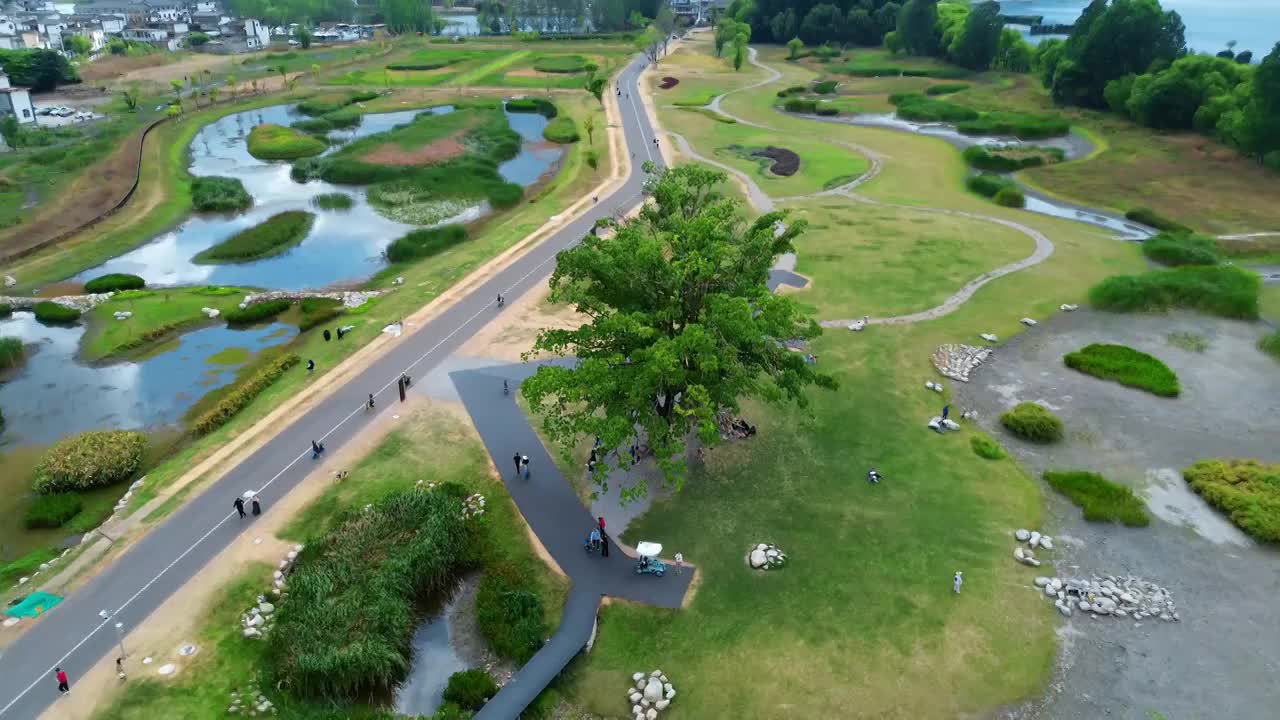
(521, 164, 837, 499)
(947, 0, 1002, 71)
(0, 49, 79, 92)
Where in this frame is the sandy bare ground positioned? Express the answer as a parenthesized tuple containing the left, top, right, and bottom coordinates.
(456, 280, 586, 362)
(87, 52, 252, 87)
(361, 130, 467, 166)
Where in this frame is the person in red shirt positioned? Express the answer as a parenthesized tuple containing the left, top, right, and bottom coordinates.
(55, 667, 69, 694)
(597, 516, 605, 533)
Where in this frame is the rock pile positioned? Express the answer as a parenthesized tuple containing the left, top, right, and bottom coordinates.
(1033, 574, 1179, 622)
(847, 316, 869, 332)
(239, 290, 381, 310)
(262, 544, 302, 602)
(1011, 528, 1054, 568)
(201, 307, 221, 319)
(627, 670, 676, 720)
(228, 686, 277, 715)
(10, 544, 78, 592)
(0, 292, 114, 311)
(3, 275, 15, 288)
(462, 493, 486, 520)
(241, 598, 278, 640)
(931, 344, 992, 383)
(928, 416, 961, 433)
(110, 478, 146, 516)
(747, 543, 786, 570)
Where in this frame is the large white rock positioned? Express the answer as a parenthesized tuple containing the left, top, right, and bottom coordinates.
(1050, 578, 1063, 592)
(1039, 536, 1054, 550)
(979, 333, 998, 343)
(755, 544, 768, 552)
(633, 672, 645, 683)
(1014, 529, 1031, 541)
(1014, 547, 1026, 561)
(1060, 303, 1079, 312)
(656, 699, 670, 710)
(643, 678, 663, 702)
(258, 602, 275, 615)
(749, 549, 768, 568)
(3, 275, 15, 287)
(630, 692, 642, 703)
(632, 705, 642, 716)
(650, 669, 662, 678)
(248, 614, 265, 627)
(1034, 576, 1051, 587)
(942, 419, 961, 431)
(1020, 318, 1037, 326)
(1043, 585, 1056, 598)
(646, 710, 658, 720)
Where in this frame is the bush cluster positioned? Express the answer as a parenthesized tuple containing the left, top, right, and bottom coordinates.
(32, 430, 147, 494)
(965, 173, 1020, 202)
(0, 336, 24, 369)
(312, 193, 354, 210)
(191, 176, 253, 212)
(476, 565, 546, 663)
(956, 112, 1070, 139)
(925, 82, 970, 96)
(1044, 470, 1150, 526)
(889, 93, 980, 122)
(25, 492, 83, 529)
(961, 146, 1061, 172)
(247, 124, 328, 160)
(33, 301, 80, 324)
(386, 59, 454, 71)
(443, 669, 498, 711)
(295, 91, 377, 116)
(83, 273, 146, 294)
(190, 353, 299, 436)
(386, 224, 469, 263)
(1063, 343, 1180, 397)
(265, 490, 471, 700)
(1124, 206, 1191, 233)
(505, 98, 557, 118)
(783, 97, 818, 114)
(224, 299, 292, 325)
(1088, 265, 1259, 320)
(1183, 459, 1280, 542)
(776, 85, 806, 97)
(194, 211, 316, 264)
(531, 54, 590, 73)
(542, 116, 579, 143)
(837, 64, 968, 79)
(298, 297, 343, 331)
(812, 80, 837, 94)
(1261, 331, 1280, 362)
(970, 433, 1006, 460)
(993, 186, 1026, 208)
(999, 402, 1064, 444)
(1140, 231, 1220, 266)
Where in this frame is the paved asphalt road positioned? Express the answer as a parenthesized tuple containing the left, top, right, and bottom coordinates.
(0, 53, 664, 719)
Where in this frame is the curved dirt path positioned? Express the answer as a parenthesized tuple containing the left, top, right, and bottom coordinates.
(672, 48, 1055, 327)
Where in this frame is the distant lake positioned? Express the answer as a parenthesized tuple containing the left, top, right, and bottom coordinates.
(998, 0, 1279, 57)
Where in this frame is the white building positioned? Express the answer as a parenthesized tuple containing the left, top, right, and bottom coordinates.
(0, 67, 36, 126)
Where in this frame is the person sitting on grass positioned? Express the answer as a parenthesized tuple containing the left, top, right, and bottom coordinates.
(867, 468, 881, 484)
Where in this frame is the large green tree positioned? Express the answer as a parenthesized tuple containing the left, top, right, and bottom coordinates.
(896, 0, 939, 56)
(1049, 0, 1186, 108)
(521, 165, 837, 499)
(1238, 42, 1280, 163)
(948, 0, 1002, 70)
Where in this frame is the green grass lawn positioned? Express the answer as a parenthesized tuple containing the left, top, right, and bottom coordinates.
(1063, 343, 1181, 397)
(472, 51, 622, 89)
(1259, 284, 1280, 324)
(80, 286, 248, 361)
(1043, 470, 1150, 526)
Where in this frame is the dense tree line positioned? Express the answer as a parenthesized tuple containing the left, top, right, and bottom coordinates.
(728, 0, 901, 47)
(0, 49, 78, 92)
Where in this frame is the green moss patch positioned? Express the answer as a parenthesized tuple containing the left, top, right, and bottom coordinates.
(1064, 343, 1180, 397)
(1000, 402, 1063, 444)
(191, 176, 252, 212)
(1183, 459, 1280, 542)
(193, 211, 315, 264)
(247, 124, 328, 161)
(1141, 231, 1221, 267)
(1088, 265, 1259, 320)
(1044, 470, 1150, 526)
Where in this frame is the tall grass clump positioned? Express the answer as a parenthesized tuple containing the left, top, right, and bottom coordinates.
(812, 80, 838, 94)
(993, 186, 1026, 207)
(955, 111, 1069, 139)
(476, 564, 547, 662)
(836, 63, 969, 79)
(25, 493, 83, 529)
(32, 430, 147, 493)
(1044, 470, 1150, 526)
(966, 173, 1022, 206)
(265, 489, 472, 700)
(889, 93, 979, 122)
(1183, 459, 1280, 542)
(385, 224, 468, 263)
(191, 176, 253, 212)
(223, 299, 291, 325)
(443, 669, 499, 711)
(1063, 343, 1180, 397)
(190, 353, 299, 435)
(83, 273, 145, 293)
(532, 54, 589, 73)
(925, 82, 969, 95)
(194, 211, 315, 264)
(1088, 265, 1259, 320)
(0, 336, 24, 369)
(542, 116, 579, 143)
(505, 97, 557, 117)
(32, 301, 80, 324)
(1260, 331, 1280, 362)
(1125, 206, 1191, 233)
(312, 192, 354, 210)
(1000, 402, 1063, 444)
(247, 124, 328, 160)
(1141, 231, 1221, 266)
(962, 145, 1062, 172)
(970, 433, 1006, 460)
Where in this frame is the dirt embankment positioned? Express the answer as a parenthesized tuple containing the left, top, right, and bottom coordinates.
(361, 130, 468, 166)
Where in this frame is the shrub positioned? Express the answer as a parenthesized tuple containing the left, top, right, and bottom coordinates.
(0, 304, 10, 318)
(349, 90, 379, 102)
(775, 85, 806, 97)
(385, 224, 469, 263)
(247, 124, 328, 160)
(965, 172, 1018, 199)
(312, 193, 354, 210)
(224, 299, 291, 325)
(814, 105, 839, 116)
(531, 54, 588, 73)
(1261, 331, 1280, 362)
(1063, 343, 1180, 397)
(505, 97, 557, 118)
(83, 273, 145, 293)
(970, 434, 1006, 460)
(33, 301, 80, 324)
(783, 97, 818, 114)
(1183, 459, 1280, 542)
(1044, 470, 1150, 526)
(999, 402, 1063, 443)
(298, 297, 343, 331)
(0, 336, 23, 369)
(191, 176, 252, 212)
(442, 669, 498, 711)
(194, 211, 315, 264)
(25, 492, 83, 529)
(889, 93, 980, 123)
(476, 565, 546, 662)
(961, 146, 1052, 172)
(190, 353, 299, 435)
(1088, 265, 1259, 320)
(1125, 206, 1191, 233)
(1141, 231, 1220, 266)
(32, 430, 147, 493)
(542, 116, 579, 143)
(955, 112, 1069, 139)
(265, 490, 471, 700)
(925, 82, 970, 95)
(386, 59, 454, 71)
(812, 80, 837, 94)
(584, 149, 599, 169)
(993, 186, 1026, 207)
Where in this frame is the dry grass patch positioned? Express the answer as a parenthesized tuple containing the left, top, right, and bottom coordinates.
(360, 130, 467, 166)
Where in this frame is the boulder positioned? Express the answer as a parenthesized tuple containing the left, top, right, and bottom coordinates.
(258, 602, 275, 615)
(756, 544, 768, 552)
(1029, 531, 1041, 545)
(630, 692, 642, 703)
(632, 705, 642, 716)
(1020, 318, 1037, 326)
(647, 710, 658, 720)
(660, 675, 668, 683)
(1014, 529, 1031, 541)
(1050, 578, 1063, 592)
(633, 672, 645, 683)
(749, 549, 768, 568)
(643, 678, 664, 702)
(656, 699, 670, 710)
(1039, 537, 1053, 550)
(942, 419, 960, 431)
(1033, 576, 1051, 587)
(3, 275, 15, 287)
(1060, 303, 1078, 312)
(665, 689, 676, 700)
(1078, 600, 1091, 611)
(650, 669, 662, 677)
(979, 333, 998, 343)
(1014, 547, 1026, 562)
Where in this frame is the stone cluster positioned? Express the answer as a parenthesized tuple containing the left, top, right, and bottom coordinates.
(927, 416, 961, 433)
(227, 686, 277, 716)
(1012, 528, 1054, 568)
(846, 316, 869, 332)
(931, 344, 991, 383)
(240, 597, 277, 640)
(1034, 574, 1180, 622)
(627, 670, 676, 720)
(239, 290, 382, 310)
(113, 310, 133, 321)
(263, 545, 303, 603)
(0, 292, 114, 311)
(201, 307, 221, 319)
(748, 543, 786, 570)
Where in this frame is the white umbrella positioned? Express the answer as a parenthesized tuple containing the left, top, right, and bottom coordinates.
(635, 541, 663, 558)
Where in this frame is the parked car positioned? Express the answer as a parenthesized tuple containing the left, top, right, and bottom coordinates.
(36, 106, 54, 116)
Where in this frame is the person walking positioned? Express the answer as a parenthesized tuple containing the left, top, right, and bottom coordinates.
(674, 552, 684, 575)
(521, 454, 530, 479)
(251, 495, 262, 516)
(306, 359, 315, 374)
(953, 571, 963, 594)
(942, 404, 950, 421)
(600, 531, 610, 558)
(589, 527, 601, 551)
(311, 440, 324, 459)
(116, 658, 126, 681)
(513, 452, 522, 477)
(55, 667, 69, 694)
(597, 516, 606, 533)
(323, 329, 331, 342)
(233, 496, 246, 518)
(367, 393, 375, 411)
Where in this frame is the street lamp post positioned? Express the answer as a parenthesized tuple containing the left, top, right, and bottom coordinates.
(99, 609, 127, 659)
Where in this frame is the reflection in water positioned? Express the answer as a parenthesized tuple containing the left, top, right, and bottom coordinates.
(0, 311, 296, 450)
(393, 603, 469, 717)
(500, 110, 564, 186)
